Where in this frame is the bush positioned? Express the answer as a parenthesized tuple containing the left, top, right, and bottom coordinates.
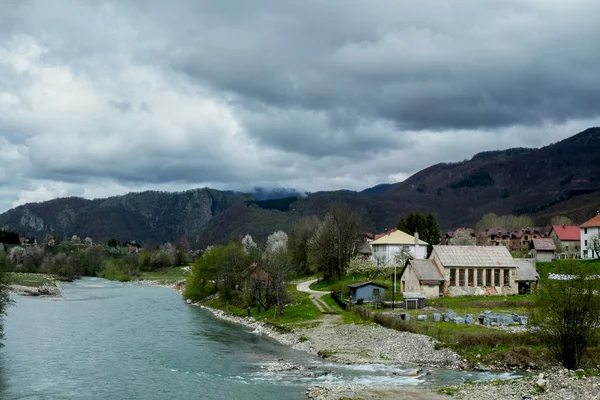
(372, 313, 419, 334)
(356, 298, 364, 305)
(184, 284, 214, 302)
(352, 305, 371, 320)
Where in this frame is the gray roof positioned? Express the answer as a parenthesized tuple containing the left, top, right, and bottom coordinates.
(515, 259, 539, 281)
(407, 259, 444, 282)
(530, 238, 556, 251)
(431, 245, 517, 268)
(347, 281, 387, 289)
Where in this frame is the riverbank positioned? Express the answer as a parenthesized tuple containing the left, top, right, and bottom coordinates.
(134, 279, 186, 293)
(440, 369, 600, 399)
(9, 284, 61, 297)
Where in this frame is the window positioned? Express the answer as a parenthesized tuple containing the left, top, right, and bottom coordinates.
(494, 269, 500, 286)
(468, 269, 474, 286)
(585, 228, 588, 234)
(429, 285, 435, 289)
(504, 269, 510, 286)
(585, 240, 588, 247)
(477, 269, 483, 286)
(373, 288, 380, 297)
(459, 269, 465, 286)
(449, 269, 456, 286)
(486, 269, 492, 286)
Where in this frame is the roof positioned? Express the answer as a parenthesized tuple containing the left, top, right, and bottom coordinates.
(550, 225, 580, 241)
(530, 238, 556, 251)
(406, 259, 444, 282)
(431, 245, 516, 267)
(370, 229, 428, 246)
(580, 214, 600, 228)
(515, 259, 539, 281)
(347, 281, 387, 289)
(356, 242, 372, 254)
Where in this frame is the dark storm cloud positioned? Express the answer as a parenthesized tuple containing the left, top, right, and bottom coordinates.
(0, 0, 599, 211)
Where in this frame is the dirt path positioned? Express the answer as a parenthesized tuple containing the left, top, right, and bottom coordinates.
(296, 279, 338, 316)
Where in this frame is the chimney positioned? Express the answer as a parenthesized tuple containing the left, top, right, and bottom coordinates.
(414, 232, 419, 245)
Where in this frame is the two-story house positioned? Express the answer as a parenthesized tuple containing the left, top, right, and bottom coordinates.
(370, 229, 427, 266)
(580, 214, 600, 259)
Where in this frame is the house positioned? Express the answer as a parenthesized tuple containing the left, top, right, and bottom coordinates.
(47, 238, 56, 247)
(514, 259, 539, 294)
(483, 228, 545, 250)
(348, 282, 387, 303)
(19, 237, 27, 245)
(529, 238, 556, 262)
(580, 214, 600, 259)
(128, 245, 139, 254)
(399, 259, 444, 299)
(548, 225, 580, 256)
(241, 263, 271, 290)
(370, 229, 428, 267)
(430, 245, 518, 297)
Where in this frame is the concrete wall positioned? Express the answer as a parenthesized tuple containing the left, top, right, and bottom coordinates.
(531, 249, 554, 262)
(581, 227, 600, 259)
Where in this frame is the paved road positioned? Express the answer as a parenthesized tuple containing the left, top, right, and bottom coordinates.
(296, 279, 336, 313)
(296, 278, 329, 294)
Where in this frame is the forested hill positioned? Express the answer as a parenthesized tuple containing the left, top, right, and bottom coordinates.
(1, 128, 600, 248)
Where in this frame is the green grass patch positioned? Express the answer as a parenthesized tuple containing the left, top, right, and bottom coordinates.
(6, 273, 57, 287)
(138, 266, 188, 282)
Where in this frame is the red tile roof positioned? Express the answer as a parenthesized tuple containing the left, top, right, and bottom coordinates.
(580, 215, 600, 228)
(550, 225, 580, 241)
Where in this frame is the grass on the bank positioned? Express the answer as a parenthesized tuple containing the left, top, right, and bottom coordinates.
(138, 266, 189, 282)
(6, 272, 57, 287)
(206, 284, 322, 328)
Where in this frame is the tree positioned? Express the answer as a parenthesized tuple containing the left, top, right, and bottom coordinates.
(396, 211, 440, 256)
(346, 256, 378, 278)
(241, 234, 258, 257)
(0, 260, 12, 346)
(550, 216, 574, 226)
(174, 236, 190, 265)
(533, 264, 600, 370)
(260, 245, 292, 318)
(589, 233, 600, 258)
(289, 216, 321, 276)
(265, 231, 288, 255)
(308, 206, 362, 280)
(475, 213, 534, 232)
(449, 229, 476, 246)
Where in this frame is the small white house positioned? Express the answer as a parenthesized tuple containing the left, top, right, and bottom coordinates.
(581, 214, 600, 259)
(370, 229, 428, 267)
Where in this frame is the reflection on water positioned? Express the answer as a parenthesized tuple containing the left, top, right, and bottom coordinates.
(0, 278, 521, 400)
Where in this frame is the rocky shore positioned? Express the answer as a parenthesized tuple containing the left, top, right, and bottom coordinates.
(443, 369, 600, 400)
(9, 284, 61, 297)
(134, 279, 186, 293)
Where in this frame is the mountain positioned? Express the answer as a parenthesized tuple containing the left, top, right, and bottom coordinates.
(1, 128, 599, 247)
(224, 187, 308, 201)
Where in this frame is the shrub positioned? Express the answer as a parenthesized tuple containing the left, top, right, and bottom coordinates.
(372, 313, 419, 334)
(456, 332, 541, 348)
(356, 298, 364, 305)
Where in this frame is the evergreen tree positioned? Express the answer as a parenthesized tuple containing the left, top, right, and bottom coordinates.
(396, 211, 440, 256)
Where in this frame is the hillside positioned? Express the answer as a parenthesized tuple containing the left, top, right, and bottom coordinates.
(1, 128, 599, 247)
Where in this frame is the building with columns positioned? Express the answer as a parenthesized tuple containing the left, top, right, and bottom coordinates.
(430, 245, 518, 297)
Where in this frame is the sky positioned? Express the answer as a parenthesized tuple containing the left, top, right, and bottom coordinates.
(1, 0, 600, 213)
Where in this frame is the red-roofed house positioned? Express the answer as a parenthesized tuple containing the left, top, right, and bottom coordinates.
(548, 225, 580, 256)
(580, 214, 600, 259)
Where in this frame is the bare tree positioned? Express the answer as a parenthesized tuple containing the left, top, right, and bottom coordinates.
(289, 216, 321, 276)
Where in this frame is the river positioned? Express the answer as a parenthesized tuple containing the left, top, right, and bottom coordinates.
(0, 278, 517, 399)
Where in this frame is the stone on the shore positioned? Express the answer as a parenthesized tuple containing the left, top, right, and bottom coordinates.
(536, 378, 547, 390)
(186, 299, 192, 304)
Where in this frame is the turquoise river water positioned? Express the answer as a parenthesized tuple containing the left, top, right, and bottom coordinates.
(0, 278, 517, 399)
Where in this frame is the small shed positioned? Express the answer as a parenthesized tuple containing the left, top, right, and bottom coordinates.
(348, 282, 386, 303)
(403, 292, 426, 309)
(515, 258, 539, 294)
(529, 238, 556, 262)
(356, 242, 372, 258)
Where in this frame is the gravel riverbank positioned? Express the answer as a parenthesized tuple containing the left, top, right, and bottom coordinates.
(9, 284, 61, 297)
(443, 369, 600, 400)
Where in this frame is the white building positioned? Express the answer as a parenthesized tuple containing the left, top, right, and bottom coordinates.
(580, 214, 600, 259)
(370, 229, 428, 266)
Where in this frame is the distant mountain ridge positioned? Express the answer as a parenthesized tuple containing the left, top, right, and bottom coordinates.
(2, 128, 600, 248)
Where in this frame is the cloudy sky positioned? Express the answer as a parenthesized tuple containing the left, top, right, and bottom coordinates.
(1, 0, 600, 213)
